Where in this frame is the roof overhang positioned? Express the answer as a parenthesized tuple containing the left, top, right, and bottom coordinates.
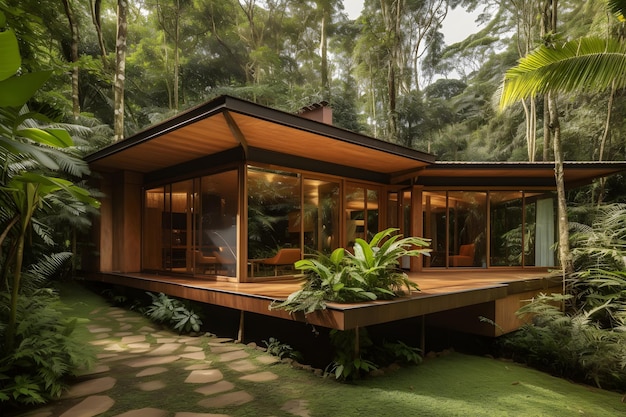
(414, 161, 626, 188)
(85, 95, 435, 181)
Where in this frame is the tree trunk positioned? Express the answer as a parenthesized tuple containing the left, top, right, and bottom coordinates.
(548, 93, 573, 278)
(113, 0, 128, 142)
(62, 0, 80, 120)
(90, 0, 107, 65)
(320, 11, 329, 99)
(596, 82, 615, 205)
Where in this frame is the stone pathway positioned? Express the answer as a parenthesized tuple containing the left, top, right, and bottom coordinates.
(13, 305, 310, 417)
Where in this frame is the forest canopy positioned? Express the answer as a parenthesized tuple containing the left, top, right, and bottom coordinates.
(3, 0, 626, 170)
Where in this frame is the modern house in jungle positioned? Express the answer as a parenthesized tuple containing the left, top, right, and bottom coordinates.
(83, 95, 626, 340)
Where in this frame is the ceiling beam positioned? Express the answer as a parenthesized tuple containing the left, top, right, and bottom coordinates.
(223, 110, 248, 157)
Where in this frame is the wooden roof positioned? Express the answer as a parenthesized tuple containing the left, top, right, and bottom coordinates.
(414, 161, 626, 188)
(85, 95, 626, 187)
(85, 95, 435, 178)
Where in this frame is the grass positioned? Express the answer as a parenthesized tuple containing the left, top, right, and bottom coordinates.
(11, 281, 626, 417)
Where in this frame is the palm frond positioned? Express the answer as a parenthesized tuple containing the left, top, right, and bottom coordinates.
(500, 37, 626, 108)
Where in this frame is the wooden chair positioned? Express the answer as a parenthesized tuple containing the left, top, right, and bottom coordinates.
(257, 248, 301, 276)
(450, 243, 475, 267)
(193, 250, 216, 274)
(212, 248, 236, 275)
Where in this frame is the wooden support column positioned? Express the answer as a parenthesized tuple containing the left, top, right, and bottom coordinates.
(111, 170, 143, 272)
(237, 310, 245, 343)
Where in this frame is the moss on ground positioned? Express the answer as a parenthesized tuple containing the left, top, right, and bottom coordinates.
(14, 281, 625, 417)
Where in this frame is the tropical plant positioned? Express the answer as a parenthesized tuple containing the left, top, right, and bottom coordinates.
(502, 293, 626, 391)
(0, 9, 99, 354)
(270, 228, 430, 314)
(144, 292, 203, 334)
(0, 281, 95, 407)
(262, 337, 302, 361)
(325, 328, 377, 381)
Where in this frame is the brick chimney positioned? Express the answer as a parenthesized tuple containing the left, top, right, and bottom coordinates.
(298, 101, 333, 125)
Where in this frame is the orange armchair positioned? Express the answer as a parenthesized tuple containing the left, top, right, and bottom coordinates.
(450, 244, 475, 267)
(257, 248, 301, 276)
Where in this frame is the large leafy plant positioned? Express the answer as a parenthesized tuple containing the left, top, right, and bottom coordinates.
(271, 228, 430, 314)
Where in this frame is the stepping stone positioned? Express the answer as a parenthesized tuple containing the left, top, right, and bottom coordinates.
(197, 391, 253, 408)
(127, 342, 151, 349)
(117, 316, 143, 322)
(217, 350, 249, 362)
(156, 337, 178, 344)
(136, 367, 168, 377)
(62, 376, 116, 398)
(256, 355, 280, 365)
(138, 326, 157, 333)
(149, 343, 181, 355)
(76, 364, 110, 377)
(113, 408, 168, 417)
(104, 343, 126, 352)
(114, 332, 134, 337)
(175, 413, 230, 417)
(91, 339, 115, 346)
(97, 353, 118, 359)
(281, 399, 311, 417)
(183, 346, 203, 352)
(138, 380, 166, 391)
(180, 351, 206, 360)
(90, 308, 103, 315)
(124, 355, 180, 368)
(176, 336, 198, 344)
(194, 380, 235, 396)
(185, 369, 223, 384)
(59, 395, 114, 417)
(185, 363, 213, 370)
(239, 371, 278, 382)
(208, 337, 234, 344)
(208, 345, 242, 353)
(121, 335, 146, 344)
(87, 326, 113, 333)
(119, 324, 133, 331)
(94, 333, 111, 340)
(227, 359, 258, 373)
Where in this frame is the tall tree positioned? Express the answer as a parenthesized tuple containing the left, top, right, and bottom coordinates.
(113, 0, 127, 141)
(61, 0, 80, 119)
(499, 1, 626, 276)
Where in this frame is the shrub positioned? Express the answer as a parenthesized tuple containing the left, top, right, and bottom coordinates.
(270, 228, 430, 314)
(262, 337, 302, 361)
(0, 289, 95, 407)
(144, 292, 203, 334)
(501, 293, 626, 391)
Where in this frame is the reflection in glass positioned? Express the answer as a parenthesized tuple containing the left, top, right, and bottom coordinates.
(345, 183, 380, 247)
(247, 166, 301, 276)
(526, 193, 556, 267)
(422, 191, 447, 267)
(303, 178, 340, 255)
(490, 192, 523, 266)
(197, 170, 238, 277)
(448, 192, 486, 268)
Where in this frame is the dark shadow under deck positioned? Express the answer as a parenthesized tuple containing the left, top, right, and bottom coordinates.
(86, 268, 562, 333)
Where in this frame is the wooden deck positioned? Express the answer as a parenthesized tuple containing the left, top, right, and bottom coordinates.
(86, 268, 562, 336)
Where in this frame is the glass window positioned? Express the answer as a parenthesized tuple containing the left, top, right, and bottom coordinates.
(345, 183, 380, 247)
(448, 192, 486, 268)
(490, 192, 523, 266)
(303, 178, 340, 255)
(525, 193, 556, 267)
(196, 170, 239, 277)
(143, 180, 194, 273)
(247, 167, 301, 276)
(422, 191, 447, 267)
(143, 171, 238, 277)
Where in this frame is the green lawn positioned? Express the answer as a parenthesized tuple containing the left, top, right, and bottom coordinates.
(20, 281, 625, 417)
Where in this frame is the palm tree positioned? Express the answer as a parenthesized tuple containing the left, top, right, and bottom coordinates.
(498, 1, 626, 278)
